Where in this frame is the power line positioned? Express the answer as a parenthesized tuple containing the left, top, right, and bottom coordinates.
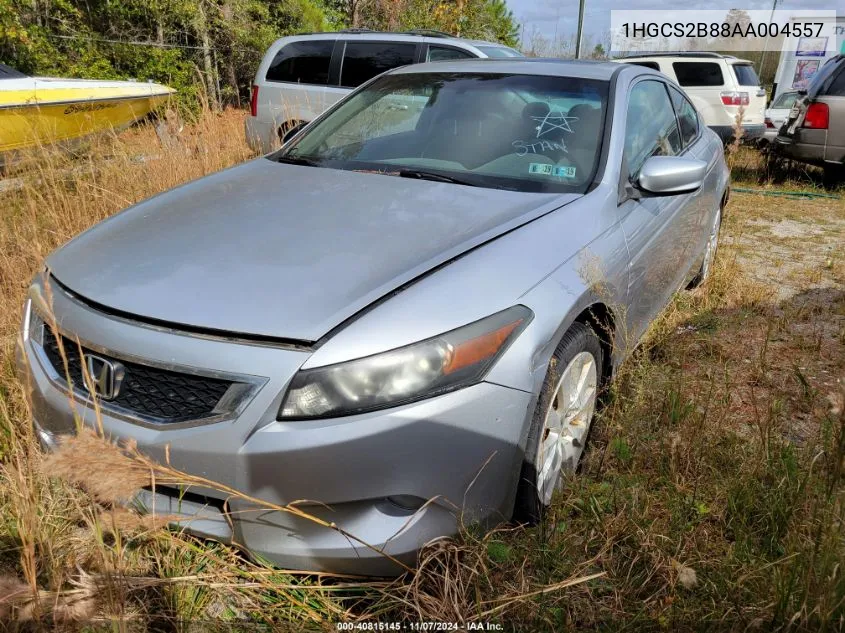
(46, 33, 258, 54)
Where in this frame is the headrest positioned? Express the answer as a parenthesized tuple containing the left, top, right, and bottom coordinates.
(522, 101, 551, 120)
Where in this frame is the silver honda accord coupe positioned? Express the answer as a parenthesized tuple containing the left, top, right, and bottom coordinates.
(18, 60, 729, 575)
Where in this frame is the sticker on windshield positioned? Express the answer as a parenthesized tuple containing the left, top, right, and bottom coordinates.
(529, 163, 554, 175)
(529, 163, 577, 178)
(553, 165, 577, 178)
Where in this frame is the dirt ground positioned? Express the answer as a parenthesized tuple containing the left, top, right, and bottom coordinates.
(690, 189, 844, 443)
(730, 193, 845, 302)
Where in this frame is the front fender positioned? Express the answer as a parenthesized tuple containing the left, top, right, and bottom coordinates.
(486, 236, 629, 397)
(303, 187, 630, 399)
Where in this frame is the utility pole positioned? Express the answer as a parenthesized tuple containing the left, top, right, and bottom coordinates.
(575, 0, 586, 59)
(759, 0, 780, 88)
(553, 5, 560, 52)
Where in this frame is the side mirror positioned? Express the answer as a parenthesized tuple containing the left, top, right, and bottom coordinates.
(281, 121, 307, 144)
(637, 156, 707, 195)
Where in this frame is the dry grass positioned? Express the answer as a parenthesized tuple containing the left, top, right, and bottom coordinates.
(731, 144, 845, 194)
(0, 110, 843, 630)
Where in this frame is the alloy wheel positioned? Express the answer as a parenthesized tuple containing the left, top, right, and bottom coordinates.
(536, 351, 598, 505)
(701, 208, 722, 281)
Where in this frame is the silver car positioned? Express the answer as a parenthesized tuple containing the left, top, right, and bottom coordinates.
(761, 90, 799, 146)
(17, 60, 729, 576)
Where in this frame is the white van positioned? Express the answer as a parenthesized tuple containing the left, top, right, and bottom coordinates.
(245, 30, 522, 153)
(616, 53, 766, 143)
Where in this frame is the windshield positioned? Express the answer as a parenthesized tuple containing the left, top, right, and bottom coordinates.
(275, 72, 608, 193)
(0, 63, 27, 79)
(771, 91, 798, 109)
(477, 46, 524, 58)
(806, 57, 842, 95)
(732, 63, 760, 86)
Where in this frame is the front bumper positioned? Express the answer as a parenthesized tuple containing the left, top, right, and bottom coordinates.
(759, 128, 778, 145)
(17, 282, 533, 575)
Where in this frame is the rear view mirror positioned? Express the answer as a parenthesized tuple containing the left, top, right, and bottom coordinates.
(637, 156, 707, 195)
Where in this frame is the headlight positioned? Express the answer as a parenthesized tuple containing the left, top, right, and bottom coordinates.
(279, 305, 532, 420)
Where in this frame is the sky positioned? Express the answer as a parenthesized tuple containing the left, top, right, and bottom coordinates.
(510, 0, 839, 48)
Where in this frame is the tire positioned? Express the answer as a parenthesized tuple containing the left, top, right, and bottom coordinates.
(688, 206, 722, 289)
(822, 164, 844, 191)
(512, 322, 604, 525)
(278, 120, 305, 144)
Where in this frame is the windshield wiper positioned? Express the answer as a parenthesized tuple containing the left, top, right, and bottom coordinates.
(397, 169, 479, 187)
(274, 155, 322, 167)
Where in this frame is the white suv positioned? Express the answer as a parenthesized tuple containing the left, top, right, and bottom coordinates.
(616, 53, 766, 143)
(245, 30, 522, 153)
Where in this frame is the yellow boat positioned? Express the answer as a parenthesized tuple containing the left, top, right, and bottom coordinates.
(0, 63, 174, 153)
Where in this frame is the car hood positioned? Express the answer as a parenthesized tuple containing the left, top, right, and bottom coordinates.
(48, 159, 575, 341)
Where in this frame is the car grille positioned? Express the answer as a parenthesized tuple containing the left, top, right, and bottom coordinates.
(41, 326, 234, 423)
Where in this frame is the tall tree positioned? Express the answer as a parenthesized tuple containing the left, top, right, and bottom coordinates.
(480, 0, 519, 46)
(383, 0, 519, 47)
(1, 0, 520, 110)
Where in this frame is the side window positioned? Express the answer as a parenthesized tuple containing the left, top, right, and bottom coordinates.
(624, 81, 682, 179)
(265, 40, 333, 85)
(732, 63, 760, 87)
(427, 46, 475, 62)
(628, 61, 660, 71)
(340, 42, 416, 88)
(826, 67, 845, 96)
(669, 86, 699, 148)
(672, 62, 724, 87)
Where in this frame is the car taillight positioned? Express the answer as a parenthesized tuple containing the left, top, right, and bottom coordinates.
(765, 117, 775, 128)
(250, 85, 259, 117)
(802, 103, 829, 129)
(721, 91, 749, 106)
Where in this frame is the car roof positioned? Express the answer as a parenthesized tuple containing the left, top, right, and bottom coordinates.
(282, 30, 509, 49)
(463, 39, 514, 48)
(620, 52, 734, 60)
(390, 58, 626, 80)
(617, 53, 753, 65)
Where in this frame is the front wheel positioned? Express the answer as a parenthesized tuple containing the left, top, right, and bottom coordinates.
(513, 322, 603, 525)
